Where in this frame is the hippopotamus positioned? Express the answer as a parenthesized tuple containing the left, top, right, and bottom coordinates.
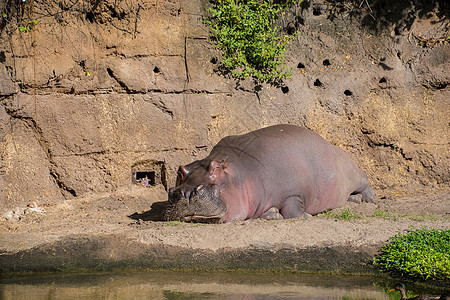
(166, 124, 377, 223)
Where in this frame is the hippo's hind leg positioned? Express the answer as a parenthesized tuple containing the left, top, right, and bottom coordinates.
(348, 194, 362, 203)
(348, 186, 378, 203)
(280, 196, 312, 219)
(360, 185, 378, 203)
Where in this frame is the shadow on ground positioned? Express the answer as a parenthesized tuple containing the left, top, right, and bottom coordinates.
(128, 201, 170, 222)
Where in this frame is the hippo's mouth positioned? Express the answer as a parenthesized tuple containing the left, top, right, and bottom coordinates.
(180, 214, 224, 223)
(166, 184, 226, 223)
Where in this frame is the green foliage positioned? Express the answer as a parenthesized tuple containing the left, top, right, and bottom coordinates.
(19, 19, 37, 33)
(373, 227, 450, 280)
(206, 0, 300, 83)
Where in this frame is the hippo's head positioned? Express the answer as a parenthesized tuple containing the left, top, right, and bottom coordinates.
(165, 160, 227, 223)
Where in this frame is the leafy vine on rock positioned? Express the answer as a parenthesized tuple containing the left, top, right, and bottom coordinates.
(206, 0, 302, 83)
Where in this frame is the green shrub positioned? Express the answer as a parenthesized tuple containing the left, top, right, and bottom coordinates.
(373, 227, 450, 280)
(206, 0, 300, 83)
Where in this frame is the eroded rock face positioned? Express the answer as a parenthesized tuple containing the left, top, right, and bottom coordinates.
(0, 0, 448, 209)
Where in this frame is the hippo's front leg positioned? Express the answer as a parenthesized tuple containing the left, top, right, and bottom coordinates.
(280, 196, 311, 219)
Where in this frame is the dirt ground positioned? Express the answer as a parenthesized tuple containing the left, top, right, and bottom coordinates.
(0, 185, 448, 256)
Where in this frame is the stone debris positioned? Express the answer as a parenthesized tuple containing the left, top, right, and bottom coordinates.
(2, 204, 46, 222)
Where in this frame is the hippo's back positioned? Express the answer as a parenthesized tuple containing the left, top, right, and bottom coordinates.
(212, 124, 368, 214)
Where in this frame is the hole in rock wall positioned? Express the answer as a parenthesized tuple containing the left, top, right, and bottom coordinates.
(286, 23, 297, 35)
(281, 86, 289, 94)
(136, 171, 156, 186)
(379, 77, 387, 84)
(344, 89, 353, 96)
(153, 66, 161, 73)
(322, 59, 331, 66)
(297, 62, 305, 69)
(131, 160, 167, 190)
(314, 79, 323, 87)
(313, 7, 321, 16)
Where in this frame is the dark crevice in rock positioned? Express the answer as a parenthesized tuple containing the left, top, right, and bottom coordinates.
(365, 139, 413, 162)
(53, 150, 107, 158)
(19, 86, 232, 96)
(50, 169, 77, 197)
(146, 99, 174, 118)
(423, 82, 448, 90)
(378, 62, 393, 71)
(106, 53, 183, 59)
(106, 67, 131, 93)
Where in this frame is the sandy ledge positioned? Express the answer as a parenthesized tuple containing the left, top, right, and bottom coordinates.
(0, 185, 449, 274)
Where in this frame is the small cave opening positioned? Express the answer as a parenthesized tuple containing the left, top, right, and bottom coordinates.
(313, 79, 322, 87)
(135, 171, 156, 186)
(131, 160, 168, 190)
(281, 86, 289, 94)
(153, 66, 161, 74)
(297, 62, 305, 69)
(379, 77, 387, 84)
(322, 59, 331, 66)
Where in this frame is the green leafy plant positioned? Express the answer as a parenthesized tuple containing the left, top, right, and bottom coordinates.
(206, 0, 300, 83)
(373, 227, 450, 280)
(19, 19, 37, 33)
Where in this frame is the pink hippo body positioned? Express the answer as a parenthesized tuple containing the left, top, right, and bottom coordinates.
(166, 124, 377, 223)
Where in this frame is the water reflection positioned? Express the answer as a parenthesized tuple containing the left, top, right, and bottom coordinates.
(0, 271, 445, 299)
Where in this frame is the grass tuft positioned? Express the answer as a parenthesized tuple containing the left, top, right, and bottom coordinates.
(318, 208, 362, 221)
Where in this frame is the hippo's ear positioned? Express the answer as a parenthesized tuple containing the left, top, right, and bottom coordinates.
(176, 166, 188, 186)
(176, 161, 201, 186)
(208, 160, 226, 182)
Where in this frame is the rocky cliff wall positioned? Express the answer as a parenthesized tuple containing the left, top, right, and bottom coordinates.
(0, 0, 448, 209)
